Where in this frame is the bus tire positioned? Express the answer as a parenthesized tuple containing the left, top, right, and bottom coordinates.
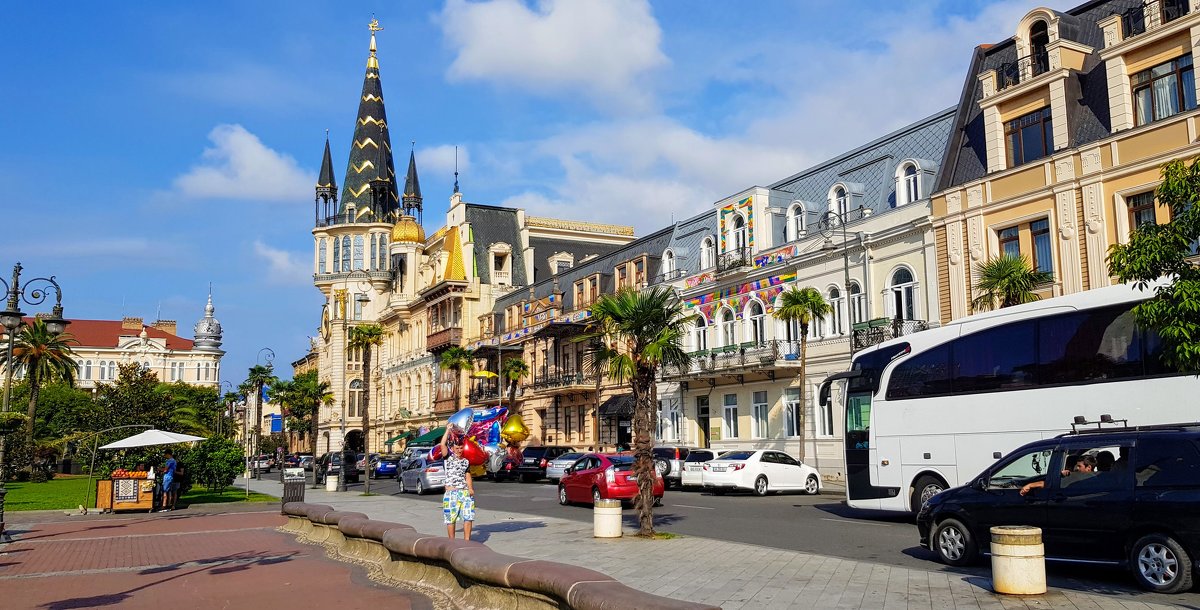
(911, 475, 947, 512)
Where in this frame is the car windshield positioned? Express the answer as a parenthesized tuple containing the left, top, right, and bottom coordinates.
(608, 456, 636, 471)
(684, 451, 715, 462)
(714, 451, 754, 461)
(556, 453, 583, 462)
(523, 448, 551, 457)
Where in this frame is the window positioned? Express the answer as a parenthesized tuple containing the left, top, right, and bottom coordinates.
(694, 316, 709, 352)
(108, 361, 116, 379)
(1135, 438, 1200, 488)
(721, 308, 737, 347)
(833, 186, 848, 216)
(341, 236, 351, 271)
(353, 235, 364, 270)
(1005, 107, 1053, 167)
(751, 391, 769, 439)
(701, 237, 716, 269)
(84, 360, 92, 380)
(659, 401, 683, 442)
(746, 301, 766, 345)
(617, 265, 628, 288)
(999, 226, 1020, 258)
(900, 164, 920, 205)
(787, 203, 805, 241)
(1037, 305, 1145, 384)
(722, 394, 739, 439)
(731, 214, 748, 252)
(589, 277, 599, 301)
(817, 384, 834, 437)
(784, 388, 801, 437)
(1133, 54, 1196, 126)
(889, 268, 917, 321)
(319, 238, 328, 273)
(849, 281, 866, 325)
(887, 343, 953, 399)
(662, 250, 675, 276)
(575, 282, 585, 308)
(1030, 219, 1052, 274)
(1127, 191, 1157, 230)
(333, 237, 341, 271)
(494, 252, 507, 271)
(353, 294, 364, 320)
(635, 259, 645, 284)
(349, 379, 363, 418)
(809, 306, 825, 340)
(954, 322, 1037, 393)
(378, 235, 387, 269)
(988, 447, 1055, 489)
(370, 234, 377, 271)
(828, 286, 845, 335)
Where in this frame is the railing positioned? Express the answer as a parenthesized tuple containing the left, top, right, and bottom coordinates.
(426, 326, 463, 351)
(493, 270, 512, 285)
(650, 269, 685, 285)
(529, 370, 599, 392)
(716, 247, 751, 274)
(663, 339, 802, 378)
(469, 384, 502, 403)
(1122, 0, 1189, 39)
(315, 212, 395, 227)
(997, 51, 1050, 91)
(852, 318, 929, 350)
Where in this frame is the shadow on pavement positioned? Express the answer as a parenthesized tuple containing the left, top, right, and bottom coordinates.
(622, 511, 685, 529)
(809, 502, 917, 524)
(470, 519, 547, 543)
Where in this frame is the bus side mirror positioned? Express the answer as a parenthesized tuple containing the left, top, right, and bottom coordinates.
(818, 381, 831, 408)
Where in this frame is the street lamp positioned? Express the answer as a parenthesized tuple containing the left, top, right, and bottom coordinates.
(0, 262, 68, 539)
(819, 208, 866, 358)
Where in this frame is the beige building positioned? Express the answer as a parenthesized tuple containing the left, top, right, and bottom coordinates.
(932, 1, 1200, 320)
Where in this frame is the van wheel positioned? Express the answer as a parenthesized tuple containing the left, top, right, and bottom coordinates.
(399, 478, 407, 494)
(911, 475, 946, 512)
(933, 518, 976, 567)
(1131, 534, 1193, 594)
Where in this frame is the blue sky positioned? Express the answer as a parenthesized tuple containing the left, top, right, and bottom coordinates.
(0, 0, 1072, 384)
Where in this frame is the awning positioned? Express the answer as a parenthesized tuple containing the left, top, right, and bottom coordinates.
(99, 429, 206, 449)
(598, 394, 635, 418)
(409, 426, 446, 446)
(384, 430, 416, 445)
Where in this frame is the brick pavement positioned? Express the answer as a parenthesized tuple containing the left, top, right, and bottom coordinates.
(0, 509, 433, 610)
(247, 477, 1194, 609)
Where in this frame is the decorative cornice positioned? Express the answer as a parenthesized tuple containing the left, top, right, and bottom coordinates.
(526, 216, 635, 236)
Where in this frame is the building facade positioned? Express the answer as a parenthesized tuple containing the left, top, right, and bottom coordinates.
(932, 0, 1200, 321)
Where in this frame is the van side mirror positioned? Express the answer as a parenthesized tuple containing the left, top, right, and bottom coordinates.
(973, 477, 987, 491)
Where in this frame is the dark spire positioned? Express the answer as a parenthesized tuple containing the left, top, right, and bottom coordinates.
(339, 18, 398, 222)
(315, 131, 338, 225)
(453, 145, 460, 194)
(402, 146, 422, 222)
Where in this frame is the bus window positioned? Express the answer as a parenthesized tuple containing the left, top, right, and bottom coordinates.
(953, 321, 1036, 393)
(886, 343, 951, 399)
(848, 342, 910, 394)
(846, 393, 872, 450)
(1038, 305, 1142, 384)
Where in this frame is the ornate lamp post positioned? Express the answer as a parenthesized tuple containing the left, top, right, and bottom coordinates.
(819, 208, 865, 358)
(0, 262, 69, 539)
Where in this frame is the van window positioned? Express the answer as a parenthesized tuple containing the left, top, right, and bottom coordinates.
(988, 447, 1054, 489)
(1057, 444, 1128, 492)
(1135, 438, 1200, 488)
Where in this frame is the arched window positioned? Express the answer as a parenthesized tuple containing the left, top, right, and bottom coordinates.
(349, 379, 363, 418)
(828, 286, 845, 336)
(353, 235, 365, 270)
(108, 361, 116, 379)
(319, 238, 328, 274)
(730, 214, 748, 252)
(898, 164, 920, 206)
(378, 235, 388, 270)
(701, 237, 716, 270)
(786, 203, 805, 242)
(745, 301, 766, 345)
(849, 281, 866, 325)
(204, 362, 211, 380)
(889, 267, 918, 321)
(809, 302, 825, 340)
(84, 360, 92, 380)
(662, 250, 675, 277)
(1030, 21, 1049, 74)
(694, 316, 708, 352)
(833, 186, 848, 216)
(332, 237, 341, 272)
(341, 236, 351, 271)
(720, 308, 737, 347)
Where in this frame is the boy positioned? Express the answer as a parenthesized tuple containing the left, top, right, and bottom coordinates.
(439, 430, 475, 540)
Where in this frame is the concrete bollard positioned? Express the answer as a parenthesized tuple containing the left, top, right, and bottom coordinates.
(990, 525, 1046, 595)
(593, 498, 622, 538)
(326, 474, 339, 492)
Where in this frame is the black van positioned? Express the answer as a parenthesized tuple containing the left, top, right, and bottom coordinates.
(515, 446, 573, 482)
(917, 423, 1200, 593)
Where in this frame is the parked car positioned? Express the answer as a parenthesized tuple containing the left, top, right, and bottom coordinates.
(917, 424, 1200, 594)
(398, 457, 446, 495)
(399, 445, 433, 469)
(545, 452, 585, 483)
(284, 454, 310, 468)
(314, 450, 360, 485)
(701, 450, 821, 496)
(299, 455, 315, 471)
(516, 446, 574, 482)
(247, 455, 274, 473)
(652, 446, 698, 489)
(370, 454, 402, 479)
(355, 452, 376, 474)
(558, 453, 664, 506)
(680, 448, 723, 488)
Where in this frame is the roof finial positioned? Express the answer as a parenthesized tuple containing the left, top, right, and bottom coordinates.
(411, 140, 415, 152)
(454, 145, 460, 194)
(367, 16, 383, 69)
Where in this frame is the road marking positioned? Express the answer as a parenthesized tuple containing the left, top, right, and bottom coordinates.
(671, 504, 715, 510)
(819, 518, 894, 527)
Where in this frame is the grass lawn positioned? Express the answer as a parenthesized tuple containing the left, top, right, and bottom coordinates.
(4, 475, 276, 511)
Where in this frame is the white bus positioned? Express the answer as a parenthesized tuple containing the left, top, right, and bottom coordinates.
(820, 281, 1199, 513)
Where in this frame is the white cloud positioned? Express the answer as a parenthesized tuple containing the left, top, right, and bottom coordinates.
(253, 240, 311, 286)
(439, 0, 668, 111)
(417, 144, 470, 183)
(174, 124, 314, 201)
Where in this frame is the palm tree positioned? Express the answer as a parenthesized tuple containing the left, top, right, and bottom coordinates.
(971, 254, 1053, 311)
(266, 378, 297, 448)
(772, 286, 830, 460)
(291, 370, 333, 456)
(579, 286, 693, 537)
(501, 357, 529, 404)
(439, 346, 476, 409)
(348, 323, 383, 493)
(243, 364, 277, 476)
(221, 391, 241, 438)
(2, 319, 78, 445)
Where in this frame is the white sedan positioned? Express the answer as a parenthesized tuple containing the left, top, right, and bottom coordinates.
(701, 449, 822, 496)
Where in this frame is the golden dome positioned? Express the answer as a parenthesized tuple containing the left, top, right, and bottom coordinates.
(391, 215, 425, 243)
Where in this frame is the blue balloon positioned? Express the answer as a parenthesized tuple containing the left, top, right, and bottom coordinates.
(473, 405, 508, 422)
(488, 420, 501, 444)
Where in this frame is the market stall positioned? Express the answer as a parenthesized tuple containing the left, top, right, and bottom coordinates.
(86, 428, 205, 513)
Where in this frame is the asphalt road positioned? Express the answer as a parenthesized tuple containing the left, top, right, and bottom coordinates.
(330, 473, 1200, 604)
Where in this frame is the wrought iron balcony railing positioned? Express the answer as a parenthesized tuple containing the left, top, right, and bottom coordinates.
(852, 318, 929, 350)
(1122, 0, 1189, 39)
(716, 247, 752, 274)
(662, 339, 804, 379)
(998, 51, 1050, 91)
(529, 371, 599, 392)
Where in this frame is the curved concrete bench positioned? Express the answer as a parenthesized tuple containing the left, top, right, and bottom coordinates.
(281, 502, 718, 610)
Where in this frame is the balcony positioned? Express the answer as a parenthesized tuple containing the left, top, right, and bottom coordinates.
(663, 340, 802, 379)
(997, 50, 1049, 91)
(851, 317, 930, 351)
(650, 268, 685, 285)
(469, 384, 502, 404)
(528, 370, 599, 395)
(426, 326, 463, 351)
(1122, 0, 1189, 39)
(716, 247, 752, 275)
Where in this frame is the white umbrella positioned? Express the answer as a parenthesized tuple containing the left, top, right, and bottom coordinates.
(99, 429, 206, 449)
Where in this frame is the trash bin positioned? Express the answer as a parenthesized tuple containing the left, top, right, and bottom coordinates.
(281, 468, 306, 513)
(593, 498, 622, 538)
(990, 525, 1045, 595)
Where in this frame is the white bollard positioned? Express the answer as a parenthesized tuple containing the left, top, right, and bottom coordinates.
(593, 498, 623, 538)
(325, 473, 338, 492)
(990, 525, 1046, 595)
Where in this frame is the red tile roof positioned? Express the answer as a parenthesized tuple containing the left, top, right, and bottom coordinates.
(24, 318, 195, 351)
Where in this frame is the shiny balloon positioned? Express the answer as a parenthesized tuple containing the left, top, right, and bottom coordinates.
(483, 442, 501, 456)
(468, 464, 486, 477)
(500, 415, 530, 443)
(487, 452, 505, 473)
(448, 408, 474, 433)
(488, 420, 501, 445)
(429, 445, 445, 461)
(462, 438, 488, 466)
(473, 405, 508, 422)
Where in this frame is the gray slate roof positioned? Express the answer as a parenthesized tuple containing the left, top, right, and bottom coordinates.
(465, 204, 528, 286)
(528, 236, 627, 284)
(664, 210, 719, 277)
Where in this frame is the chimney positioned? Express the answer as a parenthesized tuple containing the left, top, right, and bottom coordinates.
(122, 317, 144, 331)
(152, 319, 178, 336)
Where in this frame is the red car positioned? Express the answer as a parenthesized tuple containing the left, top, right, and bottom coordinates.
(557, 453, 664, 506)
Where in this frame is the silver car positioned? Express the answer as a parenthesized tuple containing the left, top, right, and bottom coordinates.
(545, 452, 585, 483)
(398, 457, 446, 495)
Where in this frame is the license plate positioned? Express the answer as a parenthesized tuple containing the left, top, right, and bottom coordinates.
(687, 465, 700, 471)
(524, 458, 535, 464)
(712, 466, 726, 472)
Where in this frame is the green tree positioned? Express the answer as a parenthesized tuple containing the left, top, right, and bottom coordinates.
(970, 254, 1053, 311)
(579, 286, 692, 536)
(241, 364, 277, 470)
(349, 323, 383, 493)
(1107, 157, 1200, 372)
(157, 382, 221, 437)
(290, 370, 333, 456)
(501, 357, 529, 403)
(179, 436, 244, 492)
(87, 363, 177, 476)
(1, 318, 78, 445)
(773, 286, 830, 459)
(439, 345, 475, 410)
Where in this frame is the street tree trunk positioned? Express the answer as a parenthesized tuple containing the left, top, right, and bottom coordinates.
(362, 343, 372, 495)
(25, 367, 40, 447)
(310, 400, 319, 457)
(631, 366, 656, 537)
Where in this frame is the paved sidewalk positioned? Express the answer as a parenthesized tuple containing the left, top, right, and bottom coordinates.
(251, 477, 1190, 610)
(0, 509, 433, 610)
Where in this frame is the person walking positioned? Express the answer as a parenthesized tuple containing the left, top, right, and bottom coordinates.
(160, 450, 178, 512)
(439, 431, 475, 540)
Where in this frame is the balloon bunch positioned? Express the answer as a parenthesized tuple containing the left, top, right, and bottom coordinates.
(430, 405, 532, 474)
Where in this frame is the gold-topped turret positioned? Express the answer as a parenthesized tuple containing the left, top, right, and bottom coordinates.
(367, 18, 383, 69)
(391, 214, 426, 244)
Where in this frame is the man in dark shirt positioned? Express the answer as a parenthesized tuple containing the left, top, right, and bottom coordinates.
(161, 450, 178, 512)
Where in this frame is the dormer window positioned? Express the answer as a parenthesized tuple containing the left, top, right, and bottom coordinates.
(548, 252, 574, 275)
(662, 250, 675, 277)
(489, 243, 513, 285)
(1133, 54, 1196, 126)
(1029, 20, 1050, 74)
(833, 186, 848, 216)
(701, 236, 716, 269)
(786, 202, 805, 241)
(1005, 107, 1054, 166)
(899, 164, 920, 206)
(730, 214, 748, 252)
